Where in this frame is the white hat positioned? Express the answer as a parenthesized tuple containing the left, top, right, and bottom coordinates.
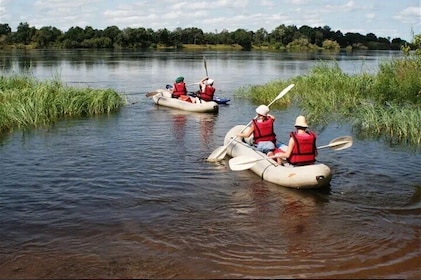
(294, 115, 308, 128)
(255, 105, 269, 116)
(206, 79, 214, 85)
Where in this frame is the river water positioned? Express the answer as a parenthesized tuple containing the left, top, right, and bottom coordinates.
(0, 49, 420, 279)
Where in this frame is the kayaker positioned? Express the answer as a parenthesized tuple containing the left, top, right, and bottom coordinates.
(170, 76, 188, 99)
(196, 77, 215, 102)
(272, 115, 318, 166)
(237, 105, 277, 154)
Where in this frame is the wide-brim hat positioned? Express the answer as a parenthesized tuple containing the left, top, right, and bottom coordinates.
(255, 105, 269, 116)
(294, 115, 308, 128)
(206, 78, 214, 85)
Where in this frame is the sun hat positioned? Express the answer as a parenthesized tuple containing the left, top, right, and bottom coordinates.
(255, 105, 269, 116)
(175, 76, 184, 83)
(294, 115, 308, 128)
(206, 78, 214, 85)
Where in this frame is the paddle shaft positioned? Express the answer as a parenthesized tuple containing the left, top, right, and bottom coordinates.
(204, 57, 208, 77)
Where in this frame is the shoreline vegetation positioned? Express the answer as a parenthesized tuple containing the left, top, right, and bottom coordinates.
(0, 75, 127, 135)
(0, 22, 418, 51)
(235, 52, 421, 149)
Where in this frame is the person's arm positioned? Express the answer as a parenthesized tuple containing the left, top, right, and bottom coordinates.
(200, 77, 208, 92)
(275, 137, 294, 159)
(237, 124, 254, 138)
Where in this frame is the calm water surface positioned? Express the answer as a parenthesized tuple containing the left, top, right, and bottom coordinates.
(0, 50, 420, 279)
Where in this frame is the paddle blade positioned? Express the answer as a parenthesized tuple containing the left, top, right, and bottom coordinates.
(268, 84, 295, 107)
(318, 136, 353, 150)
(146, 91, 159, 97)
(229, 156, 257, 171)
(206, 145, 228, 162)
(328, 136, 353, 150)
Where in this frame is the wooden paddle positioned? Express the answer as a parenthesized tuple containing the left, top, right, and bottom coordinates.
(228, 135, 353, 171)
(206, 83, 295, 162)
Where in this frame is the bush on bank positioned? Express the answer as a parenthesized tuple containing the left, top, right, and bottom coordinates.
(0, 75, 127, 134)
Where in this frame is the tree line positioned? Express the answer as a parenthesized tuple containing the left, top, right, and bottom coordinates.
(0, 22, 416, 51)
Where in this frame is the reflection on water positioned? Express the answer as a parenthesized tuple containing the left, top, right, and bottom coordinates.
(0, 50, 420, 279)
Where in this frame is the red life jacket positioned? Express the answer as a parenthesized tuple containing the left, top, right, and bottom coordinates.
(200, 85, 215, 101)
(172, 82, 187, 98)
(288, 131, 317, 166)
(252, 118, 276, 144)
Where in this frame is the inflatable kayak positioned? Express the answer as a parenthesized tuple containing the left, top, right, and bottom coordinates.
(224, 125, 332, 189)
(213, 96, 230, 104)
(152, 89, 219, 113)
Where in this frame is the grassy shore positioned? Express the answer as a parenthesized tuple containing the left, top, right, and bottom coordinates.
(235, 55, 421, 148)
(0, 75, 127, 135)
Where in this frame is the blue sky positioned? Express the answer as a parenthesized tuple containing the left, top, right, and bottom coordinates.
(0, 0, 419, 41)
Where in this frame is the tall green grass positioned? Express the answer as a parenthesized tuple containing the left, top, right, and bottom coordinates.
(234, 55, 421, 147)
(0, 75, 127, 134)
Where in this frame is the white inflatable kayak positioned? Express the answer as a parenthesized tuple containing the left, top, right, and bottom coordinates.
(152, 89, 219, 113)
(224, 125, 332, 189)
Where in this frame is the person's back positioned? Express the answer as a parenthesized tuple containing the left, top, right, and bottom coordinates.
(238, 105, 277, 154)
(288, 130, 317, 166)
(272, 115, 317, 165)
(171, 76, 187, 98)
(199, 78, 215, 101)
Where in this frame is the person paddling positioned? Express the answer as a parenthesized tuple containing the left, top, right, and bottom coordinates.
(237, 105, 277, 154)
(196, 77, 215, 102)
(272, 115, 318, 165)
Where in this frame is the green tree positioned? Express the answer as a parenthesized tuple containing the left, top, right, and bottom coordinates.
(253, 28, 268, 46)
(231, 28, 252, 50)
(33, 26, 62, 48)
(103, 25, 121, 46)
(14, 22, 36, 45)
(0, 23, 11, 35)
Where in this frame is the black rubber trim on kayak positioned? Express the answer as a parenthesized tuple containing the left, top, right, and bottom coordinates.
(156, 96, 162, 104)
(261, 164, 273, 180)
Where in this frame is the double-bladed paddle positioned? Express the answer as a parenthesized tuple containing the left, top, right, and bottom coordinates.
(228, 135, 353, 171)
(206, 83, 295, 162)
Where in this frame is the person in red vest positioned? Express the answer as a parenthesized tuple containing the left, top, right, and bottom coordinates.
(170, 76, 188, 99)
(272, 115, 318, 166)
(196, 77, 215, 102)
(237, 105, 277, 154)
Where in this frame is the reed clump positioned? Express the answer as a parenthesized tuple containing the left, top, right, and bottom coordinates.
(0, 75, 127, 134)
(235, 55, 421, 147)
(235, 80, 292, 108)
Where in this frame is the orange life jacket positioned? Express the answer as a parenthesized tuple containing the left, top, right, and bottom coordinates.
(288, 131, 317, 166)
(252, 118, 276, 144)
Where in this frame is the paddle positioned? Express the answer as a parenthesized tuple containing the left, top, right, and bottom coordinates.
(206, 83, 295, 162)
(228, 135, 353, 171)
(146, 91, 159, 97)
(204, 56, 208, 77)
